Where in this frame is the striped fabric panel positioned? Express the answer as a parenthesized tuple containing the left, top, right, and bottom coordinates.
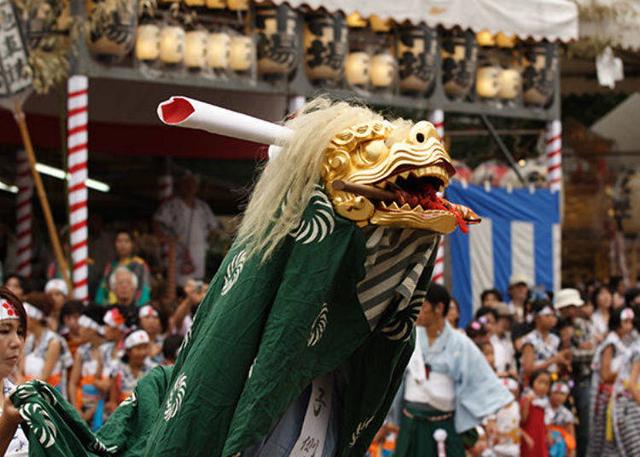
(357, 227, 439, 330)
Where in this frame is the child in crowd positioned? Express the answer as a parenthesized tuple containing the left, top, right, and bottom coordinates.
(59, 300, 84, 358)
(44, 279, 68, 332)
(481, 341, 496, 371)
(161, 335, 183, 366)
(491, 377, 522, 457)
(545, 381, 576, 457)
(22, 292, 73, 399)
(138, 305, 165, 364)
(100, 307, 127, 375)
(69, 308, 109, 431)
(520, 369, 551, 457)
(108, 329, 155, 409)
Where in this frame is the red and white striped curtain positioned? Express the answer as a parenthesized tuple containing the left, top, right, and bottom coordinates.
(15, 150, 33, 277)
(67, 75, 89, 301)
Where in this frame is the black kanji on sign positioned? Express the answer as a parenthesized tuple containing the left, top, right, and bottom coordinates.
(312, 386, 326, 416)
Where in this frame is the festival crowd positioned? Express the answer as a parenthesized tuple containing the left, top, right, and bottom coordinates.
(0, 173, 638, 456)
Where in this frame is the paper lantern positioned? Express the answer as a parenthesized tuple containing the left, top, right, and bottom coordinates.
(370, 53, 396, 88)
(229, 35, 253, 72)
(496, 32, 516, 48)
(135, 23, 161, 62)
(345, 52, 370, 87)
(498, 68, 522, 101)
(227, 0, 248, 11)
(20, 0, 68, 51)
(476, 30, 495, 47)
(184, 30, 208, 69)
(522, 41, 556, 107)
(255, 3, 298, 76)
(346, 12, 367, 28)
(303, 12, 348, 85)
(159, 25, 185, 64)
(397, 24, 437, 94)
(86, 0, 137, 60)
(206, 0, 225, 7)
(207, 32, 231, 69)
(370, 15, 391, 33)
(441, 27, 477, 100)
(476, 65, 501, 99)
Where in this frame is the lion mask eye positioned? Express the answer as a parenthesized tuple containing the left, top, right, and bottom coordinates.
(410, 121, 437, 145)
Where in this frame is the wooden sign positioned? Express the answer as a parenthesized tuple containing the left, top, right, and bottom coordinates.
(0, 0, 31, 97)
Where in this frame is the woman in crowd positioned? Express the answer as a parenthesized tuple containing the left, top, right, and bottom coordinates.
(592, 285, 613, 343)
(59, 300, 84, 358)
(44, 279, 68, 332)
(137, 305, 165, 364)
(95, 230, 151, 307)
(100, 307, 127, 376)
(446, 297, 461, 328)
(108, 329, 155, 409)
(0, 287, 29, 456)
(2, 275, 25, 301)
(520, 369, 551, 457)
(610, 336, 640, 456)
(69, 308, 109, 431)
(587, 307, 635, 456)
(520, 300, 571, 382)
(21, 292, 73, 399)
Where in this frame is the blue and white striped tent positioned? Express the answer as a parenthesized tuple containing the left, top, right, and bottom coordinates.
(446, 182, 561, 327)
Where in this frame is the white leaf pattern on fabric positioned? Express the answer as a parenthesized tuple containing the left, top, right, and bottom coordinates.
(221, 250, 247, 296)
(307, 304, 329, 347)
(20, 402, 57, 448)
(380, 295, 423, 341)
(179, 325, 193, 355)
(164, 373, 187, 421)
(291, 187, 335, 244)
(349, 416, 375, 447)
(120, 390, 137, 408)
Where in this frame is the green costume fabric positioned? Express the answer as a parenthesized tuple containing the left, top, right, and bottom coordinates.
(12, 189, 436, 457)
(394, 406, 466, 457)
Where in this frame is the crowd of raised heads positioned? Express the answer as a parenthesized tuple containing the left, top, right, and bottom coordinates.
(439, 275, 640, 457)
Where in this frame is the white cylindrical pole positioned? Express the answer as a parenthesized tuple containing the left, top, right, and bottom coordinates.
(67, 75, 89, 302)
(545, 120, 562, 192)
(429, 109, 446, 285)
(15, 150, 33, 278)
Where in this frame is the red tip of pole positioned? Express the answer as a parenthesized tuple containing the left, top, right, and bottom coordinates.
(160, 97, 195, 124)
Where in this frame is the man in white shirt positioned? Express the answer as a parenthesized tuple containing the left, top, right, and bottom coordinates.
(153, 172, 219, 287)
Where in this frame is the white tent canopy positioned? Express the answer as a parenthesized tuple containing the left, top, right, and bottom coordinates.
(262, 0, 579, 42)
(575, 0, 640, 51)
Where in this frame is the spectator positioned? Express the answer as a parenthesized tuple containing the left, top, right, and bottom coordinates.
(3, 274, 26, 301)
(481, 341, 496, 370)
(60, 300, 85, 358)
(587, 307, 635, 456)
(520, 369, 551, 457)
(476, 306, 498, 337)
(507, 274, 530, 323)
(519, 300, 571, 381)
(108, 330, 155, 409)
(44, 278, 68, 332)
(169, 279, 208, 336)
(161, 335, 184, 365)
(138, 305, 165, 364)
(106, 267, 140, 325)
(446, 297, 460, 328)
(69, 308, 109, 431)
(555, 288, 595, 457)
(22, 292, 73, 399)
(154, 171, 219, 288)
(546, 381, 577, 457)
(591, 285, 612, 343)
(609, 276, 626, 309)
(95, 230, 151, 307)
(491, 377, 522, 457)
(481, 288, 503, 308)
(466, 320, 489, 347)
(491, 303, 517, 378)
(100, 307, 128, 378)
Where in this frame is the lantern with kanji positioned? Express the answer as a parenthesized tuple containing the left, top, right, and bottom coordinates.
(303, 11, 347, 86)
(255, 2, 298, 78)
(441, 27, 477, 100)
(396, 24, 437, 95)
(229, 33, 254, 73)
(207, 31, 231, 71)
(521, 40, 557, 107)
(86, 0, 137, 61)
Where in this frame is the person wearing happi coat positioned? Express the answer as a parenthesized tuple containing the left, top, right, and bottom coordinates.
(386, 284, 513, 457)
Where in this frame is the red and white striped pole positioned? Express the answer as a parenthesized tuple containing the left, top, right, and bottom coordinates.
(15, 150, 33, 277)
(67, 75, 89, 302)
(545, 120, 562, 192)
(429, 109, 445, 285)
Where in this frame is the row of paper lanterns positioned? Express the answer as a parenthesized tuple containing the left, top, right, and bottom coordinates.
(83, 1, 557, 107)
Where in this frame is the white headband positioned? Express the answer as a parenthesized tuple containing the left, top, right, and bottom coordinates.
(138, 305, 159, 319)
(124, 329, 150, 349)
(622, 308, 635, 321)
(103, 308, 127, 331)
(24, 303, 44, 321)
(44, 279, 68, 296)
(551, 382, 570, 395)
(79, 315, 104, 335)
(0, 299, 20, 321)
(537, 306, 555, 317)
